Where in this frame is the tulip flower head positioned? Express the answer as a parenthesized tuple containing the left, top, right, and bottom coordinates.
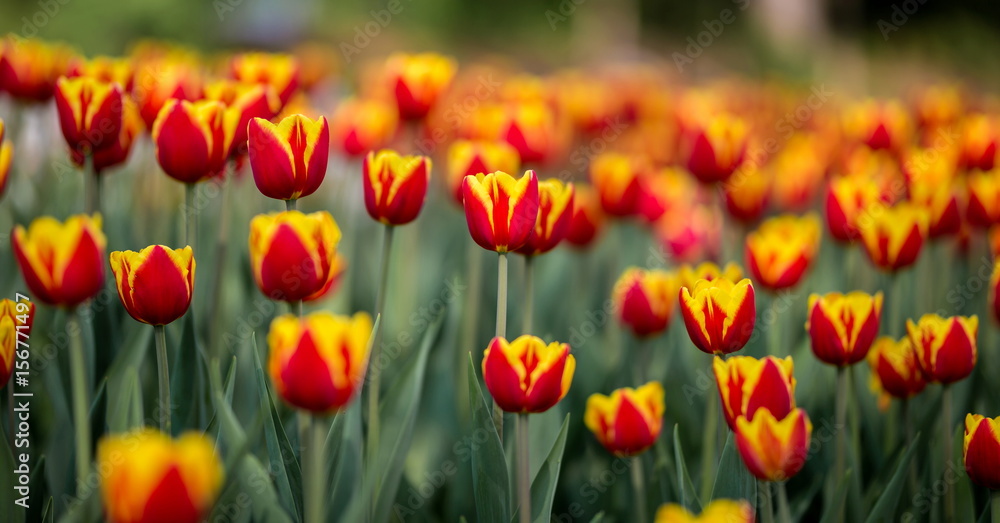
(723, 164, 770, 223)
(735, 407, 812, 481)
(248, 114, 330, 201)
(500, 101, 561, 165)
(383, 52, 456, 120)
(584, 382, 665, 456)
(54, 76, 124, 156)
(745, 213, 821, 291)
(268, 312, 373, 412)
(110, 245, 195, 326)
(482, 335, 575, 414)
(363, 150, 431, 226)
(204, 80, 280, 156)
(69, 55, 133, 91)
(964, 414, 1000, 490)
(98, 428, 223, 523)
(907, 314, 978, 384)
(713, 355, 795, 431)
(69, 96, 143, 175)
(0, 36, 74, 102)
(613, 267, 679, 338)
(153, 99, 239, 184)
(564, 184, 605, 248)
(638, 167, 695, 223)
(957, 114, 998, 172)
(968, 170, 1000, 228)
(230, 52, 300, 108)
(654, 499, 754, 523)
(682, 112, 748, 184)
(446, 140, 520, 206)
(857, 202, 929, 272)
(806, 291, 883, 366)
(677, 261, 743, 291)
(0, 297, 34, 388)
(866, 336, 926, 410)
(589, 152, 648, 217)
(516, 179, 574, 256)
(132, 59, 203, 128)
(825, 176, 883, 242)
(462, 170, 540, 253)
(249, 211, 343, 302)
(331, 97, 399, 158)
(12, 214, 106, 307)
(843, 99, 912, 152)
(680, 277, 756, 356)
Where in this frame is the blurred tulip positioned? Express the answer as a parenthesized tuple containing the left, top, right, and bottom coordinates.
(383, 52, 456, 120)
(584, 382, 665, 456)
(446, 140, 520, 205)
(656, 204, 720, 263)
(654, 499, 754, 523)
(714, 355, 795, 431)
(363, 150, 431, 225)
(54, 77, 124, 155)
(769, 134, 826, 211)
(744, 214, 821, 291)
(825, 178, 881, 242)
(677, 261, 743, 290)
(516, 179, 574, 256)
(682, 113, 748, 184)
(549, 71, 619, 134)
(330, 98, 399, 158)
(908, 314, 978, 384)
(638, 167, 695, 223)
(231, 52, 299, 108)
(0, 36, 74, 101)
(98, 429, 223, 523)
(0, 297, 34, 388)
(564, 184, 605, 248)
(501, 101, 561, 165)
(914, 85, 962, 132)
(482, 335, 575, 413)
(69, 55, 133, 91)
(613, 267, 678, 338)
(132, 60, 203, 128)
(0, 120, 11, 199)
(153, 99, 238, 184)
(957, 114, 997, 172)
(248, 114, 330, 201)
(858, 202, 928, 272)
(268, 312, 373, 412)
(680, 278, 756, 356)
(462, 170, 539, 253)
(866, 336, 926, 410)
(70, 96, 143, 175)
(249, 211, 342, 302)
(588, 152, 647, 217)
(110, 245, 194, 326)
(724, 165, 770, 223)
(967, 170, 1000, 228)
(843, 99, 912, 152)
(906, 157, 962, 238)
(964, 414, 1000, 490)
(204, 80, 280, 156)
(735, 408, 812, 481)
(806, 291, 883, 367)
(12, 214, 106, 307)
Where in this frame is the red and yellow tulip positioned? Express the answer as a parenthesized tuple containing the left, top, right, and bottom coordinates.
(268, 312, 373, 412)
(132, 59, 203, 128)
(330, 98, 399, 158)
(825, 176, 884, 243)
(499, 101, 561, 165)
(654, 499, 754, 523)
(614, 267, 679, 338)
(584, 382, 665, 456)
(69, 55, 133, 91)
(0, 36, 74, 102)
(714, 355, 795, 431)
(446, 140, 520, 206)
(110, 245, 195, 326)
(843, 99, 912, 153)
(230, 52, 299, 108)
(363, 150, 432, 226)
(383, 52, 456, 120)
(204, 79, 280, 156)
(745, 213, 821, 291)
(589, 152, 648, 217)
(806, 291, 883, 366)
(681, 112, 748, 184)
(907, 314, 978, 384)
(0, 297, 34, 388)
(70, 96, 143, 175)
(963, 414, 1000, 490)
(482, 335, 575, 413)
(153, 99, 238, 184)
(249, 211, 342, 302)
(735, 408, 812, 482)
(680, 278, 756, 356)
(564, 184, 604, 248)
(858, 202, 928, 272)
(866, 336, 926, 409)
(967, 170, 1000, 228)
(957, 114, 998, 172)
(54, 76, 124, 155)
(516, 179, 574, 256)
(12, 214, 106, 307)
(248, 114, 330, 201)
(462, 170, 540, 253)
(723, 165, 770, 223)
(677, 261, 743, 291)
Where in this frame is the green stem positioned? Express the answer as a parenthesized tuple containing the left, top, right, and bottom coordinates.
(67, 309, 91, 494)
(777, 481, 792, 523)
(517, 413, 531, 523)
(760, 480, 775, 523)
(522, 255, 534, 335)
(184, 183, 197, 251)
(207, 167, 232, 355)
(295, 300, 304, 318)
(699, 357, 719, 502)
(303, 413, 327, 523)
(943, 384, 954, 523)
(286, 198, 297, 211)
(84, 156, 100, 215)
(835, 367, 847, 493)
(902, 398, 918, 497)
(154, 325, 171, 434)
(493, 252, 508, 443)
(458, 241, 483, 420)
(888, 273, 902, 338)
(768, 292, 782, 356)
(631, 455, 647, 523)
(367, 224, 394, 468)
(991, 489, 1000, 523)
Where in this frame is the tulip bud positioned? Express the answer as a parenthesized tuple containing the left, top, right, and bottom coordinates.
(230, 52, 299, 108)
(54, 76, 124, 155)
(69, 55, 133, 91)
(866, 336, 926, 410)
(908, 178, 962, 238)
(806, 291, 883, 366)
(843, 99, 912, 152)
(677, 262, 743, 291)
(248, 114, 330, 201)
(613, 267, 679, 338)
(268, 312, 372, 412)
(682, 113, 748, 184)
(564, 184, 605, 248)
(69, 96, 143, 175)
(680, 278, 756, 356)
(516, 179, 574, 256)
(482, 335, 575, 414)
(957, 114, 998, 172)
(383, 53, 456, 120)
(589, 152, 648, 217)
(714, 355, 795, 431)
(446, 140, 520, 206)
(501, 101, 561, 165)
(825, 176, 882, 243)
(363, 150, 431, 226)
(964, 414, 1000, 490)
(462, 170, 539, 253)
(967, 170, 1000, 228)
(12, 214, 106, 307)
(907, 314, 978, 384)
(745, 214, 821, 291)
(98, 428, 222, 523)
(0, 297, 34, 388)
(249, 211, 342, 302)
(153, 100, 239, 184)
(723, 165, 770, 223)
(858, 202, 928, 272)
(654, 499, 754, 523)
(204, 80, 280, 156)
(656, 204, 721, 264)
(769, 134, 826, 211)
(331, 98, 399, 158)
(638, 167, 695, 223)
(735, 408, 812, 482)
(110, 245, 195, 326)
(584, 382, 665, 456)
(914, 85, 962, 133)
(0, 36, 74, 102)
(132, 59, 203, 129)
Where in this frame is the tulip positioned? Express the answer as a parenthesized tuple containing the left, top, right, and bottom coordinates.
(968, 170, 1000, 228)
(866, 336, 927, 409)
(482, 335, 575, 413)
(584, 382, 665, 456)
(613, 267, 679, 338)
(825, 176, 884, 242)
(677, 261, 743, 291)
(110, 246, 195, 326)
(0, 297, 34, 389)
(713, 355, 795, 431)
(54, 76, 124, 155)
(654, 499, 754, 523)
(248, 211, 343, 302)
(589, 152, 648, 217)
(908, 178, 962, 238)
(723, 164, 770, 223)
(132, 59, 203, 128)
(564, 184, 605, 248)
(500, 101, 561, 165)
(267, 311, 373, 412)
(362, 150, 432, 225)
(330, 97, 399, 158)
(0, 120, 11, 199)
(964, 414, 1000, 490)
(735, 407, 812, 481)
(69, 96, 143, 175)
(12, 214, 106, 307)
(914, 85, 961, 132)
(97, 428, 223, 523)
(69, 55, 133, 91)
(383, 52, 456, 120)
(858, 202, 928, 272)
(230, 52, 299, 108)
(446, 140, 520, 206)
(638, 167, 695, 223)
(0, 36, 74, 101)
(204, 80, 280, 156)
(957, 114, 997, 172)
(907, 314, 978, 384)
(806, 291, 883, 366)
(248, 114, 330, 202)
(843, 99, 912, 152)
(656, 204, 721, 263)
(680, 278, 756, 356)
(682, 113, 748, 184)
(769, 134, 827, 211)
(516, 179, 574, 256)
(462, 170, 540, 253)
(153, 99, 239, 184)
(745, 213, 821, 291)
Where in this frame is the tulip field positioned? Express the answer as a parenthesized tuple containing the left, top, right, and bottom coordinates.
(3, 11, 1000, 523)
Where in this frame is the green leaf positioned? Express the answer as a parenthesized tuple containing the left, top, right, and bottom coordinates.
(328, 400, 362, 522)
(528, 413, 569, 523)
(208, 358, 248, 467)
(205, 356, 238, 438)
(819, 471, 851, 523)
(208, 454, 293, 523)
(710, 431, 756, 509)
(864, 433, 920, 523)
(0, 418, 25, 523)
(468, 354, 510, 523)
(673, 424, 701, 513)
(172, 314, 204, 430)
(589, 512, 605, 523)
(107, 366, 142, 433)
(40, 497, 53, 523)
